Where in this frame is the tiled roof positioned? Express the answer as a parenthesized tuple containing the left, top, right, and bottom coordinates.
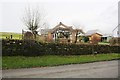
(102, 34, 112, 37)
(40, 22, 84, 35)
(40, 29, 51, 35)
(85, 30, 103, 36)
(51, 22, 74, 33)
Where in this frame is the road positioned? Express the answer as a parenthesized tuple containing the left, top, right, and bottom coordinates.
(2, 60, 119, 78)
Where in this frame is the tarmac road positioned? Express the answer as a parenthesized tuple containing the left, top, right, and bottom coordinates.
(2, 60, 119, 78)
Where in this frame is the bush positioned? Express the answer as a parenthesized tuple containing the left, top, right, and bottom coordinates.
(2, 39, 120, 56)
(83, 36, 89, 42)
(110, 37, 120, 45)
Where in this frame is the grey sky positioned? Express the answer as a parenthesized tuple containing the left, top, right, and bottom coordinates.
(0, 0, 119, 34)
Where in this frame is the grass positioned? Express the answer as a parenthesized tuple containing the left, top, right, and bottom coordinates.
(98, 42, 110, 45)
(2, 53, 120, 69)
(0, 32, 22, 40)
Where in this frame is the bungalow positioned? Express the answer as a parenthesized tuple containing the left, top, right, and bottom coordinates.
(40, 22, 84, 43)
(85, 30, 103, 43)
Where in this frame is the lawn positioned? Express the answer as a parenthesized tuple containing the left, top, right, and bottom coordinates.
(0, 32, 22, 40)
(2, 53, 120, 69)
(98, 42, 110, 45)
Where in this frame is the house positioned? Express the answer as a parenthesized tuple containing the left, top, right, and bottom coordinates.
(85, 30, 103, 43)
(39, 29, 51, 42)
(40, 29, 51, 35)
(40, 22, 84, 43)
(101, 34, 112, 42)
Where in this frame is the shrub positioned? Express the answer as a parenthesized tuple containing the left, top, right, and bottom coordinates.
(83, 36, 89, 42)
(109, 37, 120, 45)
(2, 39, 120, 56)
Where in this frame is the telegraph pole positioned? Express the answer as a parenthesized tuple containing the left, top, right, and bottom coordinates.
(118, 1, 120, 37)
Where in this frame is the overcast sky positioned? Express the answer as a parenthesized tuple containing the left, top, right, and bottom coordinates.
(0, 0, 119, 34)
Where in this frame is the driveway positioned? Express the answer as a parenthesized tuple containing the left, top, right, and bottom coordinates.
(2, 60, 118, 78)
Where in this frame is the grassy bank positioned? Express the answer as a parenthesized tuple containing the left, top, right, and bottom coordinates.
(2, 53, 120, 69)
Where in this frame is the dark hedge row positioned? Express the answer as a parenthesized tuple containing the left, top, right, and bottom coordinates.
(2, 39, 120, 56)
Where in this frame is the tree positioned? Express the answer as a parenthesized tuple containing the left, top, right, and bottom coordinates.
(23, 7, 45, 40)
(73, 23, 84, 43)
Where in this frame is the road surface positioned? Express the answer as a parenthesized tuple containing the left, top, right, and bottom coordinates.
(2, 60, 119, 78)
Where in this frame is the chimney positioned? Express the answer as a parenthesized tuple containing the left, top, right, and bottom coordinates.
(60, 22, 62, 24)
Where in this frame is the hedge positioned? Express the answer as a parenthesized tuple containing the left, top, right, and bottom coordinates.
(2, 39, 120, 56)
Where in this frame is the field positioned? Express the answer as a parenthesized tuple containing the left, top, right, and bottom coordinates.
(2, 53, 120, 69)
(0, 32, 22, 40)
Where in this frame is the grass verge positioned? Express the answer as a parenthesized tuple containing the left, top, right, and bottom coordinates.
(2, 53, 120, 69)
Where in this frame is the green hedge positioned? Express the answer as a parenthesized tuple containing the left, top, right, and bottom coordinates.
(2, 39, 120, 56)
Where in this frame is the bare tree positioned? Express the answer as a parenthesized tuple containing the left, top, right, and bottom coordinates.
(73, 23, 84, 43)
(72, 22, 85, 29)
(23, 6, 45, 40)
